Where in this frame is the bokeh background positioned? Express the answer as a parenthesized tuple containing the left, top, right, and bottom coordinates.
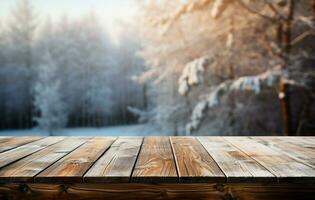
(0, 0, 314, 136)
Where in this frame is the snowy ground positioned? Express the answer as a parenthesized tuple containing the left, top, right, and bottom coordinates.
(0, 124, 172, 136)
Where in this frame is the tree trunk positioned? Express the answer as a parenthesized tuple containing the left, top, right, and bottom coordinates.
(278, 81, 292, 135)
(278, 0, 295, 136)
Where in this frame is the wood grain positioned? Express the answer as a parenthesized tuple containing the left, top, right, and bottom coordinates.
(171, 137, 225, 183)
(85, 137, 142, 183)
(0, 136, 314, 185)
(0, 137, 42, 153)
(225, 137, 315, 183)
(35, 137, 116, 183)
(253, 137, 315, 168)
(0, 137, 89, 183)
(132, 137, 177, 183)
(0, 137, 65, 169)
(1, 183, 315, 200)
(198, 137, 275, 182)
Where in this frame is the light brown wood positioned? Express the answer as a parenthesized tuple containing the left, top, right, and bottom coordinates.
(0, 137, 90, 183)
(0, 137, 65, 169)
(85, 137, 142, 183)
(198, 137, 276, 182)
(171, 137, 225, 183)
(225, 137, 315, 183)
(132, 137, 177, 183)
(0, 137, 42, 153)
(35, 137, 116, 183)
(1, 183, 315, 200)
(253, 137, 315, 168)
(0, 136, 315, 185)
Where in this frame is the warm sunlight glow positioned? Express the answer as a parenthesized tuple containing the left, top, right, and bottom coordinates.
(0, 0, 137, 40)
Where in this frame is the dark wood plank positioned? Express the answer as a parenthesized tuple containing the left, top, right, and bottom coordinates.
(225, 137, 315, 183)
(84, 137, 142, 183)
(0, 137, 42, 153)
(170, 137, 225, 183)
(0, 137, 65, 169)
(132, 137, 177, 183)
(1, 183, 315, 200)
(198, 137, 275, 182)
(0, 137, 90, 183)
(35, 137, 116, 183)
(253, 137, 315, 168)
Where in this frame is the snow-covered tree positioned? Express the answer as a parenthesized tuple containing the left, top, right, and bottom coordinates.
(33, 52, 67, 135)
(7, 0, 37, 128)
(138, 0, 315, 135)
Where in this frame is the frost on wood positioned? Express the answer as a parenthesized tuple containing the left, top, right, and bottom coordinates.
(185, 68, 283, 135)
(178, 57, 210, 96)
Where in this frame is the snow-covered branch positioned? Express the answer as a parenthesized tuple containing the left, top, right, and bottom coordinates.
(178, 57, 211, 96)
(185, 68, 284, 135)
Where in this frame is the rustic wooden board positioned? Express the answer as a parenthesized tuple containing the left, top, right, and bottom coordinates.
(1, 183, 315, 200)
(171, 137, 225, 183)
(0, 137, 90, 183)
(0, 136, 314, 186)
(85, 137, 143, 183)
(225, 137, 315, 183)
(0, 137, 42, 153)
(35, 137, 116, 183)
(198, 137, 276, 182)
(253, 137, 315, 168)
(0, 137, 65, 169)
(132, 137, 177, 183)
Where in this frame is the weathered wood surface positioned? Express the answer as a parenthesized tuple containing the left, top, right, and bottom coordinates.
(0, 137, 89, 183)
(85, 137, 142, 183)
(0, 137, 64, 169)
(0, 136, 314, 185)
(253, 137, 315, 168)
(35, 137, 115, 183)
(0, 137, 42, 153)
(132, 137, 177, 183)
(198, 137, 275, 182)
(225, 137, 315, 183)
(171, 137, 225, 183)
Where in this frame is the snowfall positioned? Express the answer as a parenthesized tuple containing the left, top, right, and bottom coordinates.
(0, 124, 171, 136)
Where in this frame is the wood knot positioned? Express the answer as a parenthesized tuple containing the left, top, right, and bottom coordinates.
(19, 184, 31, 194)
(59, 184, 70, 193)
(214, 184, 225, 192)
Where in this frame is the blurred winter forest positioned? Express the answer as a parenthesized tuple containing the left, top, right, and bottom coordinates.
(0, 0, 314, 136)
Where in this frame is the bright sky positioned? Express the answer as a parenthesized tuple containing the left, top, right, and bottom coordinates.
(0, 0, 138, 41)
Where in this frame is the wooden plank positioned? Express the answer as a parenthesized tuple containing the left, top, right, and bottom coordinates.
(132, 137, 177, 183)
(225, 137, 315, 183)
(0, 137, 42, 153)
(2, 183, 315, 200)
(36, 137, 116, 183)
(253, 137, 315, 168)
(84, 137, 142, 183)
(170, 137, 225, 183)
(0, 137, 90, 183)
(0, 137, 64, 169)
(198, 137, 275, 182)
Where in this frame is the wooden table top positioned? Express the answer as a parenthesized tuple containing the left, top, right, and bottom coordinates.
(0, 136, 314, 184)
